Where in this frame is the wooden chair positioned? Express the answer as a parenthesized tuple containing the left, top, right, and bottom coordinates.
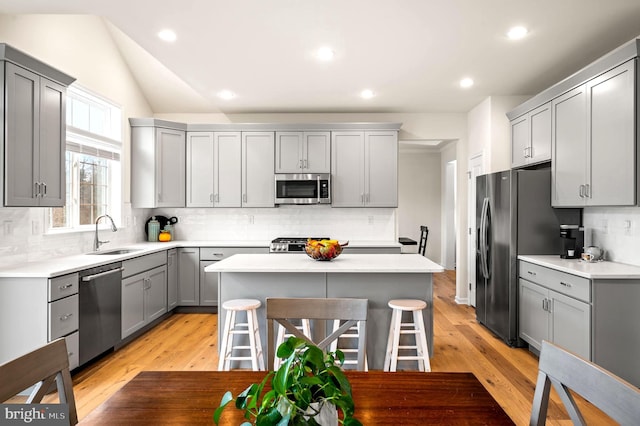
(418, 226, 429, 256)
(530, 340, 640, 425)
(266, 297, 368, 371)
(0, 338, 78, 425)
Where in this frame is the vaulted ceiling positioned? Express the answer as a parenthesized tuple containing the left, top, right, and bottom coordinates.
(2, 0, 640, 114)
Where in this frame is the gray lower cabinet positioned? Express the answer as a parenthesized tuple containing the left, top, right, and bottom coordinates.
(121, 252, 168, 339)
(518, 261, 590, 360)
(331, 130, 398, 207)
(552, 59, 636, 207)
(167, 248, 178, 310)
(2, 47, 75, 207)
(0, 272, 79, 369)
(178, 247, 269, 307)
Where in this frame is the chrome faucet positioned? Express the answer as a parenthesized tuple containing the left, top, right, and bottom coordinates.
(94, 214, 118, 251)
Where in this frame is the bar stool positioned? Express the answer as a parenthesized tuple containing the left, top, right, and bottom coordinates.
(330, 319, 368, 371)
(273, 319, 311, 369)
(384, 299, 431, 372)
(218, 299, 265, 371)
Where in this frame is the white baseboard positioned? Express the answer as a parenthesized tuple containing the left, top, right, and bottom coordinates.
(454, 296, 469, 305)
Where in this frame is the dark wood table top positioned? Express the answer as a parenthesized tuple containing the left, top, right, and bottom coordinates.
(80, 371, 514, 425)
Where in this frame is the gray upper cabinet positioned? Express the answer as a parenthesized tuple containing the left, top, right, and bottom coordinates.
(242, 132, 275, 207)
(186, 131, 214, 207)
(275, 131, 330, 173)
(552, 60, 636, 207)
(331, 130, 398, 207)
(510, 102, 551, 169)
(2, 45, 74, 207)
(213, 132, 242, 208)
(130, 120, 186, 208)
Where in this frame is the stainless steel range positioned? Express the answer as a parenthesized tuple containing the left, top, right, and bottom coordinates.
(270, 237, 329, 253)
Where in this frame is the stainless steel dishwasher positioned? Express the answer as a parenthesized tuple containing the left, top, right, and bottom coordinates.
(79, 262, 123, 366)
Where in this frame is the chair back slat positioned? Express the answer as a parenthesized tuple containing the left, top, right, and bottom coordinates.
(0, 339, 78, 425)
(266, 298, 368, 371)
(530, 340, 640, 426)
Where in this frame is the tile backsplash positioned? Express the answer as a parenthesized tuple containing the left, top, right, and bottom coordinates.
(154, 206, 396, 242)
(583, 207, 640, 266)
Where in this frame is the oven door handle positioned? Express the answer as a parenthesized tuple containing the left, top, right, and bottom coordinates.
(81, 267, 124, 282)
(317, 175, 321, 204)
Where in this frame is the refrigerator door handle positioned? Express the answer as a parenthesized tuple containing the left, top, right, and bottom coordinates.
(479, 197, 490, 279)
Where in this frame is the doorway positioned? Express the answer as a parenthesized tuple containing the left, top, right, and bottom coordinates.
(467, 153, 484, 307)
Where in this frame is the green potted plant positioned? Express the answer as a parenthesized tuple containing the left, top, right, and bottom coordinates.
(214, 337, 362, 426)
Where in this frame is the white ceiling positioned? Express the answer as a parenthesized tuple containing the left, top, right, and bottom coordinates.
(2, 0, 640, 115)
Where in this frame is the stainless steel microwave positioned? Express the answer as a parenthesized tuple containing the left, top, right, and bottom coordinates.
(275, 173, 331, 205)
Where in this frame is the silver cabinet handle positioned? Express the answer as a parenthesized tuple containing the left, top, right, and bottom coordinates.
(584, 184, 590, 198)
(58, 283, 73, 290)
(560, 281, 572, 288)
(527, 270, 536, 276)
(579, 185, 585, 198)
(303, 159, 308, 169)
(42, 183, 47, 197)
(243, 194, 247, 203)
(59, 313, 73, 321)
(299, 159, 304, 169)
(81, 267, 124, 281)
(210, 193, 214, 203)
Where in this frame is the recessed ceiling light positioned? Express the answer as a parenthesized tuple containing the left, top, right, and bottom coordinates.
(507, 26, 528, 40)
(157, 29, 177, 42)
(360, 89, 375, 99)
(459, 78, 474, 89)
(316, 47, 335, 61)
(217, 90, 236, 100)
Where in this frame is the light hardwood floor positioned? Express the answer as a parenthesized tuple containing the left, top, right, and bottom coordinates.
(67, 270, 612, 424)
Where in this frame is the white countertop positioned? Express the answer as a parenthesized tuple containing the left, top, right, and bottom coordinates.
(205, 253, 444, 273)
(0, 240, 402, 278)
(518, 255, 640, 279)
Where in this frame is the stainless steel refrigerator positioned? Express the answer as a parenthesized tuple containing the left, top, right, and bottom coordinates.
(475, 167, 580, 347)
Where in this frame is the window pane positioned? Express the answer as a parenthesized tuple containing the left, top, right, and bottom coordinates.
(51, 152, 73, 228)
(89, 104, 106, 135)
(71, 98, 89, 130)
(78, 155, 108, 225)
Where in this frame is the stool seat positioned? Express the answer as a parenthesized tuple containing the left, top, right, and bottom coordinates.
(223, 299, 261, 311)
(218, 298, 265, 371)
(388, 299, 427, 311)
(384, 298, 431, 372)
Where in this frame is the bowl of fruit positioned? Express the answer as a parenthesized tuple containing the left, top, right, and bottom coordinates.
(305, 239, 348, 261)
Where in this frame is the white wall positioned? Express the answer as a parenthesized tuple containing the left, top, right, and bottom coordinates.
(397, 148, 441, 261)
(0, 14, 152, 268)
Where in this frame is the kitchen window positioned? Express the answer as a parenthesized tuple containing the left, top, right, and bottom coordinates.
(49, 86, 122, 231)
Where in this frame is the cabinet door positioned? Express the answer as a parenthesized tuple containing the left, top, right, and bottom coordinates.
(365, 131, 397, 207)
(156, 127, 186, 207)
(167, 249, 178, 310)
(4, 62, 39, 206)
(145, 266, 167, 323)
(38, 78, 66, 206)
(331, 131, 365, 207)
(242, 132, 275, 207)
(122, 274, 145, 338)
(275, 132, 303, 173)
(177, 248, 200, 305)
(528, 102, 552, 165)
(304, 131, 331, 173)
(550, 290, 590, 359)
(214, 132, 242, 207)
(186, 132, 214, 207)
(587, 60, 635, 206)
(199, 260, 218, 306)
(510, 114, 529, 168)
(518, 279, 549, 351)
(552, 86, 587, 207)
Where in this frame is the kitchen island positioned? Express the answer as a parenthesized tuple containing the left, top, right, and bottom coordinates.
(205, 253, 444, 370)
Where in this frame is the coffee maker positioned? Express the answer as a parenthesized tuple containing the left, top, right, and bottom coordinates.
(560, 225, 584, 259)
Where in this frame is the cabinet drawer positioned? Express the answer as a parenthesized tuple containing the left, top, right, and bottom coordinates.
(519, 261, 590, 302)
(48, 273, 79, 302)
(64, 331, 79, 370)
(48, 294, 79, 340)
(123, 251, 167, 278)
(200, 246, 268, 261)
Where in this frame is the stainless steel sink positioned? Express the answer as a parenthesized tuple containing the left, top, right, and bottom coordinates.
(87, 248, 142, 255)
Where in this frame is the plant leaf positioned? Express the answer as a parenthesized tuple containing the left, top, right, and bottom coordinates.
(327, 365, 352, 395)
(213, 391, 233, 425)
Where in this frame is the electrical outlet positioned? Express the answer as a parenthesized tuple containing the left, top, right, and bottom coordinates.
(3, 220, 12, 236)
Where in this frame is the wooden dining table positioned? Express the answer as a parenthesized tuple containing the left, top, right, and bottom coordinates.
(79, 370, 514, 425)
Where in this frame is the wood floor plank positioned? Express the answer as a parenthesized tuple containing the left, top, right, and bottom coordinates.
(56, 269, 615, 424)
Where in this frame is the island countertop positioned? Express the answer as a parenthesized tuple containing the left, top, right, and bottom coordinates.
(205, 253, 444, 274)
